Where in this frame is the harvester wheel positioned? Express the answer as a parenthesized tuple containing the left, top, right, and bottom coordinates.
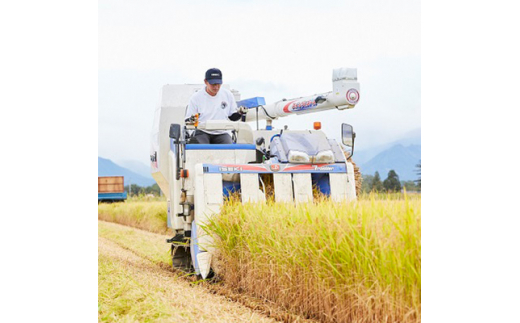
(171, 245, 192, 272)
(197, 269, 216, 281)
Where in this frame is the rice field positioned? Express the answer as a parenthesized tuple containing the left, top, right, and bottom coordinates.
(98, 198, 169, 234)
(98, 193, 421, 322)
(206, 193, 421, 322)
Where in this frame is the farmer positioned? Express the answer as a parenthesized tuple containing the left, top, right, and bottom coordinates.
(185, 68, 246, 144)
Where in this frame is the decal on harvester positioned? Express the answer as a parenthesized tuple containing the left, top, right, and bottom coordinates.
(204, 163, 347, 174)
(219, 166, 242, 172)
(346, 88, 360, 104)
(283, 99, 317, 113)
(218, 164, 266, 172)
(269, 164, 280, 172)
(150, 151, 158, 169)
(316, 166, 334, 171)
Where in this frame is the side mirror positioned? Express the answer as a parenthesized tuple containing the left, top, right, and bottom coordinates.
(341, 123, 356, 158)
(169, 124, 181, 143)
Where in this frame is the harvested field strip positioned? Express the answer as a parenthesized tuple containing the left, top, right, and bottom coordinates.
(206, 194, 421, 323)
(99, 238, 180, 322)
(98, 222, 278, 323)
(99, 221, 317, 323)
(99, 220, 171, 267)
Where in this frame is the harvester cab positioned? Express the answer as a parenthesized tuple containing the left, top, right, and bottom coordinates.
(151, 68, 360, 278)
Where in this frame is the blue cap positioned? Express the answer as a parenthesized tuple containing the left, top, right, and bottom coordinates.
(205, 68, 223, 84)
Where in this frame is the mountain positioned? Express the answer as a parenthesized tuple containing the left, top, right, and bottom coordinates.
(98, 157, 156, 187)
(354, 128, 421, 165)
(359, 144, 421, 181)
(117, 159, 153, 180)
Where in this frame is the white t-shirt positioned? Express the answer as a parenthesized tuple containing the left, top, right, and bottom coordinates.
(185, 87, 238, 135)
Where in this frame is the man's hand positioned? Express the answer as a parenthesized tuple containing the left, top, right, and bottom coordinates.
(238, 106, 248, 115)
(185, 113, 199, 125)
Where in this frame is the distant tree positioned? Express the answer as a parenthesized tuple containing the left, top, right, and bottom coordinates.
(415, 160, 421, 188)
(125, 184, 145, 196)
(123, 183, 162, 197)
(401, 180, 420, 192)
(145, 183, 161, 196)
(362, 174, 374, 193)
(371, 172, 384, 192)
(383, 170, 402, 192)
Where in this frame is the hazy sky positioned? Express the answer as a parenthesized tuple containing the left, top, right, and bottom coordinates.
(99, 0, 420, 165)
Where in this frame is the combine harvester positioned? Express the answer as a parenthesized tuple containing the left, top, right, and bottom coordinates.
(151, 67, 360, 278)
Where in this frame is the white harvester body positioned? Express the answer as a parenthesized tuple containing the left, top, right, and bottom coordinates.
(151, 68, 360, 278)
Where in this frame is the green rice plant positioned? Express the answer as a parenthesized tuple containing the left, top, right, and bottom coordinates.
(206, 192, 421, 323)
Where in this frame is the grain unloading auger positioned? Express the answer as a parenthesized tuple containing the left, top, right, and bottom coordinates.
(151, 68, 360, 278)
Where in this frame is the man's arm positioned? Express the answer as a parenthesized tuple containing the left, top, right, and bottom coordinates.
(227, 92, 243, 121)
(185, 97, 198, 122)
(228, 106, 248, 121)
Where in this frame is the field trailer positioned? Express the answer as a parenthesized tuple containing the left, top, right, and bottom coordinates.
(150, 67, 360, 278)
(98, 176, 127, 203)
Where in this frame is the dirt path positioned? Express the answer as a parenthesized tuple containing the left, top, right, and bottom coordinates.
(99, 234, 278, 322)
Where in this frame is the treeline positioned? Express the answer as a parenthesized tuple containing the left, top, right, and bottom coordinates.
(124, 183, 161, 196)
(362, 170, 421, 193)
(124, 166, 421, 196)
